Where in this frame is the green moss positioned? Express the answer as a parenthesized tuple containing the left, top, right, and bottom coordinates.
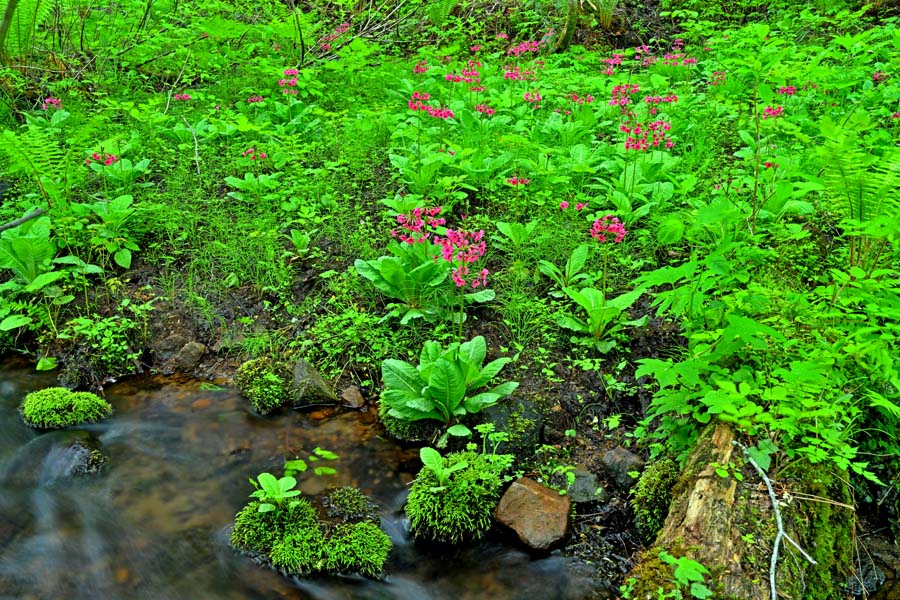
(324, 486, 380, 524)
(322, 522, 392, 578)
(235, 358, 290, 414)
(19, 387, 113, 429)
(270, 526, 325, 574)
(377, 400, 442, 443)
(230, 499, 319, 554)
(405, 450, 506, 544)
(632, 458, 680, 543)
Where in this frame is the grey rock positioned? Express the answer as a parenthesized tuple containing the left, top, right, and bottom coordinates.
(494, 477, 569, 550)
(290, 359, 337, 407)
(174, 342, 206, 371)
(340, 386, 366, 409)
(602, 446, 645, 491)
(568, 468, 607, 503)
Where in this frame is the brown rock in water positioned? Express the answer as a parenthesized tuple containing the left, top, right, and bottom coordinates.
(494, 477, 569, 550)
(174, 342, 206, 371)
(340, 386, 366, 408)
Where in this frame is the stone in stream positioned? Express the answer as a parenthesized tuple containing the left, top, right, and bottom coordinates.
(602, 446, 645, 491)
(340, 386, 366, 409)
(494, 477, 570, 550)
(290, 359, 338, 408)
(174, 341, 206, 371)
(567, 468, 607, 503)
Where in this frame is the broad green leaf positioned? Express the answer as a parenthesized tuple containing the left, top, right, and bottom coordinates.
(382, 359, 424, 397)
(469, 357, 511, 389)
(0, 314, 31, 331)
(24, 270, 66, 292)
(428, 358, 467, 414)
(113, 249, 133, 269)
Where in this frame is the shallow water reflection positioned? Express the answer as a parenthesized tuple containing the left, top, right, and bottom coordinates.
(0, 362, 606, 600)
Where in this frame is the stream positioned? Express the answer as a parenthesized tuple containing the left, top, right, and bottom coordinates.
(0, 360, 607, 600)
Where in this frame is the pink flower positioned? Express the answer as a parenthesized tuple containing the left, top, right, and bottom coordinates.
(873, 71, 888, 83)
(42, 97, 62, 110)
(576, 203, 588, 211)
(496, 32, 509, 40)
(777, 86, 796, 96)
(475, 103, 495, 116)
(560, 201, 569, 210)
(247, 95, 264, 103)
(174, 93, 191, 101)
(470, 45, 481, 53)
(283, 68, 299, 76)
(892, 112, 900, 119)
(764, 161, 778, 169)
(762, 105, 783, 119)
(591, 215, 627, 243)
(506, 177, 530, 186)
(523, 91, 542, 105)
(426, 106, 454, 119)
(413, 60, 430, 74)
(438, 229, 488, 288)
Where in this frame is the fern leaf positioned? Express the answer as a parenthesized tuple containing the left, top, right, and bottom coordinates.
(2, 0, 56, 58)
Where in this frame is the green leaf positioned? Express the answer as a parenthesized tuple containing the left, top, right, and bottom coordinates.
(469, 357, 511, 389)
(35, 356, 58, 371)
(0, 314, 31, 331)
(428, 358, 466, 415)
(420, 447, 444, 477)
(113, 249, 133, 269)
(447, 424, 472, 437)
(382, 359, 424, 397)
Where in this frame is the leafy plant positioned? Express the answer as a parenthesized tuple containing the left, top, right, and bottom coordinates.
(249, 472, 303, 513)
(419, 446, 468, 490)
(558, 286, 644, 352)
(380, 335, 518, 425)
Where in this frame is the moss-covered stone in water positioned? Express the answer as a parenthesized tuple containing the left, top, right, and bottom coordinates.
(270, 526, 325, 574)
(20, 387, 113, 429)
(632, 458, 680, 543)
(322, 522, 392, 578)
(324, 486, 380, 524)
(377, 400, 442, 443)
(405, 450, 506, 544)
(234, 358, 290, 415)
(230, 499, 319, 555)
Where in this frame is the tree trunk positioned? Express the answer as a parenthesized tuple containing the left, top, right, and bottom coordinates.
(0, 0, 22, 64)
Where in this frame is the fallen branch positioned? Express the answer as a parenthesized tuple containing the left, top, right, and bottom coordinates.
(735, 441, 817, 600)
(0, 207, 43, 233)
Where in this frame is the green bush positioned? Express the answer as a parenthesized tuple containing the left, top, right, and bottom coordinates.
(19, 387, 113, 429)
(234, 357, 290, 414)
(405, 449, 508, 544)
(322, 522, 392, 578)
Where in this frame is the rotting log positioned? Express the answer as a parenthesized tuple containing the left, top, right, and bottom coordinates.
(626, 422, 854, 600)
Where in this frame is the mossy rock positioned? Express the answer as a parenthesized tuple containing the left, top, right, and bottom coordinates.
(270, 526, 325, 574)
(322, 522, 392, 578)
(405, 450, 506, 544)
(632, 458, 680, 543)
(324, 486, 381, 524)
(19, 387, 113, 429)
(230, 499, 320, 555)
(234, 358, 291, 415)
(377, 400, 443, 444)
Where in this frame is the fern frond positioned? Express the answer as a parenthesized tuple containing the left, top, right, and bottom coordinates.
(0, 127, 67, 202)
(2, 0, 56, 58)
(425, 0, 459, 29)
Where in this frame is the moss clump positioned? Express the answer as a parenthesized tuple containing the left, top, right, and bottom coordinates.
(270, 526, 325, 574)
(19, 387, 113, 429)
(234, 358, 290, 415)
(377, 400, 442, 443)
(632, 458, 680, 543)
(322, 522, 392, 578)
(230, 499, 319, 555)
(405, 450, 508, 544)
(324, 486, 380, 524)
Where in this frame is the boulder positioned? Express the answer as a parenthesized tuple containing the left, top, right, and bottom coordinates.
(481, 399, 543, 458)
(568, 468, 607, 503)
(602, 446, 645, 491)
(494, 477, 569, 550)
(174, 341, 206, 371)
(340, 386, 366, 409)
(290, 359, 337, 408)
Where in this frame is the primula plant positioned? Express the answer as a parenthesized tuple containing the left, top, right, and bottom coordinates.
(380, 335, 518, 426)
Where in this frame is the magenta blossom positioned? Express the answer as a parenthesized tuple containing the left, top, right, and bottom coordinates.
(762, 105, 784, 119)
(506, 177, 530, 186)
(591, 215, 627, 243)
(42, 97, 62, 110)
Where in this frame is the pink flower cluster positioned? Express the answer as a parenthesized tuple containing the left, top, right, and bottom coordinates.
(413, 60, 429, 75)
(507, 177, 530, 186)
(591, 215, 627, 243)
(560, 201, 588, 211)
(319, 22, 351, 51)
(279, 68, 300, 95)
(391, 206, 445, 244)
(173, 93, 191, 101)
(504, 65, 536, 81)
(643, 94, 678, 115)
(42, 97, 62, 110)
(621, 120, 674, 151)
(709, 71, 727, 86)
(762, 105, 784, 119)
(242, 147, 267, 160)
(496, 32, 509, 40)
(408, 91, 431, 111)
(777, 86, 796, 96)
(475, 103, 495, 116)
(86, 152, 118, 166)
(247, 95, 264, 103)
(873, 71, 888, 83)
(603, 53, 624, 76)
(445, 60, 482, 89)
(427, 106, 455, 119)
(635, 45, 657, 68)
(764, 161, 779, 169)
(609, 84, 640, 113)
(438, 229, 488, 288)
(523, 91, 542, 105)
(508, 40, 541, 57)
(569, 93, 595, 105)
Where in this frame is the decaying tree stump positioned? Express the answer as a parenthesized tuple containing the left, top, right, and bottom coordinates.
(626, 422, 855, 600)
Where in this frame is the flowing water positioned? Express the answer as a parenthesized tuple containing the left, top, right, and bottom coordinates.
(0, 361, 607, 600)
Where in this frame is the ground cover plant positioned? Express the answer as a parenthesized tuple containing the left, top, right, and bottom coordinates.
(1, 0, 900, 596)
